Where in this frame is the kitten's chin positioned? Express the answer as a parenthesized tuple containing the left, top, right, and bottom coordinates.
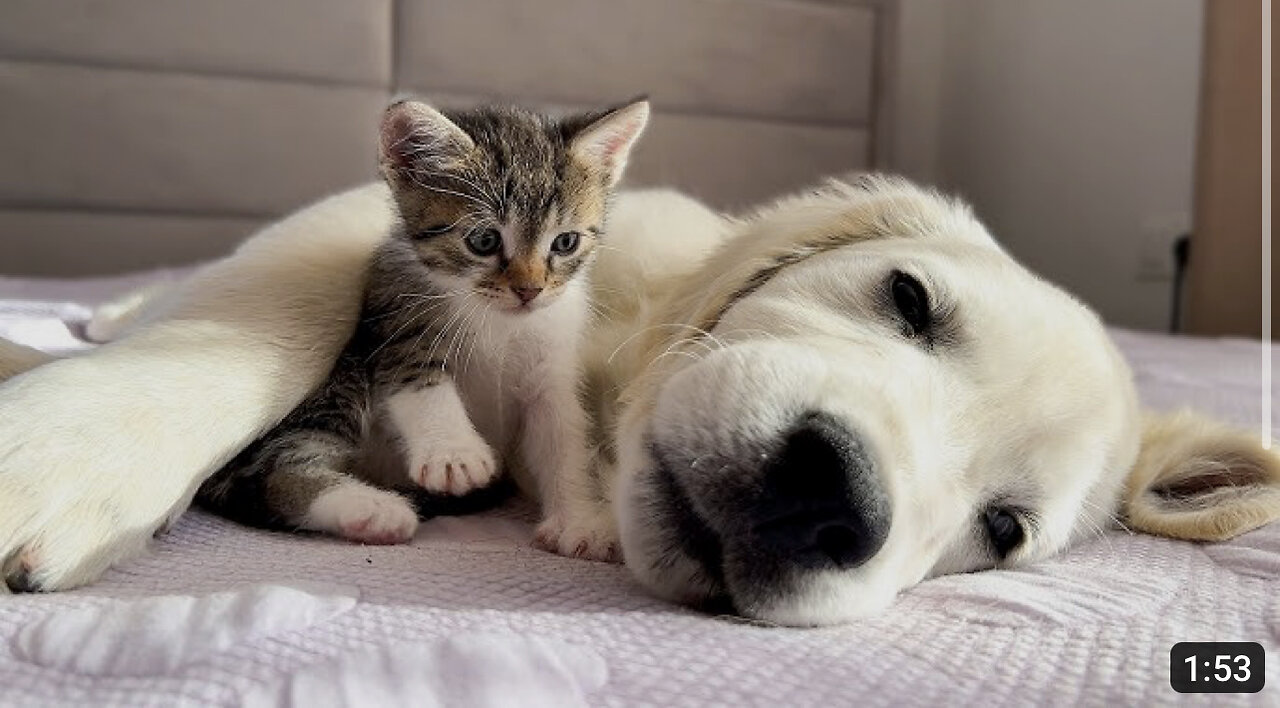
(501, 296, 557, 314)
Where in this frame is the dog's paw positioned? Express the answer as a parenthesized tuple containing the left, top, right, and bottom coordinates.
(533, 512, 622, 563)
(408, 437, 499, 496)
(0, 472, 183, 593)
(0, 361, 198, 592)
(307, 485, 418, 545)
(0, 477, 165, 593)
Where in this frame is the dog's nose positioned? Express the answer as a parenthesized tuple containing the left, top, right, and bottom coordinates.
(513, 286, 543, 304)
(751, 412, 890, 570)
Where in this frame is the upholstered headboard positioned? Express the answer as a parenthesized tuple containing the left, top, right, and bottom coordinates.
(0, 0, 896, 275)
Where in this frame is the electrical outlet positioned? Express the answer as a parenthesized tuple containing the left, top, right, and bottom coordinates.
(1136, 213, 1190, 281)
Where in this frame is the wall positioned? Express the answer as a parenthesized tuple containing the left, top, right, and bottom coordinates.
(0, 0, 889, 275)
(1185, 0, 1270, 338)
(891, 0, 1205, 331)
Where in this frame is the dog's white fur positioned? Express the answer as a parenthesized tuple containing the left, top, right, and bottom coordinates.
(0, 183, 390, 586)
(1, 176, 1277, 626)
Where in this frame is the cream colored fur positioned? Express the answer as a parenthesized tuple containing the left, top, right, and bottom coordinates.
(594, 178, 1280, 624)
(0, 176, 1275, 627)
(1125, 409, 1280, 541)
(0, 182, 391, 589)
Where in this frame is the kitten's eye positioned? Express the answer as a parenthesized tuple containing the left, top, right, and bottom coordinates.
(982, 507, 1025, 559)
(889, 270, 931, 335)
(551, 231, 581, 255)
(464, 228, 503, 256)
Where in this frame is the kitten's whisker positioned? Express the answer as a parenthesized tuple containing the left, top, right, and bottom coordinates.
(369, 299, 448, 317)
(440, 303, 466, 367)
(443, 300, 481, 368)
(592, 243, 647, 267)
(421, 166, 499, 205)
(405, 177, 492, 211)
(441, 212, 477, 233)
(395, 291, 468, 301)
(631, 324, 736, 380)
(718, 327, 785, 344)
(585, 295, 621, 313)
(421, 293, 474, 370)
(388, 293, 469, 385)
(654, 325, 727, 366)
(405, 211, 476, 237)
(654, 332, 723, 366)
(588, 284, 632, 296)
(676, 323, 728, 352)
(665, 335, 717, 357)
(586, 302, 619, 322)
(463, 303, 490, 377)
(606, 323, 727, 365)
(653, 349, 703, 365)
(413, 170, 498, 210)
(365, 299, 451, 360)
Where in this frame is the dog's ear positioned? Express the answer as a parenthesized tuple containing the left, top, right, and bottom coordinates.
(1123, 410, 1280, 541)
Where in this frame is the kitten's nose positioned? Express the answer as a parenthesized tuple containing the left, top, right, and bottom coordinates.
(513, 286, 543, 304)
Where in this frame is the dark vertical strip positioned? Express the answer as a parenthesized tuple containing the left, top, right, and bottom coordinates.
(868, 0, 900, 169)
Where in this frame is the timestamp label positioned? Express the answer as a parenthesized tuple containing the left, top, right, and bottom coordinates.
(1170, 642, 1265, 693)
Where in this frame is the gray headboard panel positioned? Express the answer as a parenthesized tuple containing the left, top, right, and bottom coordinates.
(0, 0, 895, 275)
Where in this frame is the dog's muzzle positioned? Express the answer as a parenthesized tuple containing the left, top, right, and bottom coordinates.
(650, 409, 892, 611)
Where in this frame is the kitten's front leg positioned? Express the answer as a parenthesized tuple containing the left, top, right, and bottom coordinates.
(524, 377, 619, 562)
(384, 378, 499, 495)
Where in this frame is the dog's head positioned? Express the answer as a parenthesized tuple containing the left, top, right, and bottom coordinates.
(612, 176, 1280, 625)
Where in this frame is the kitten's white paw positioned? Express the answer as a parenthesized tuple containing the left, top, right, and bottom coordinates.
(306, 484, 418, 545)
(409, 437, 499, 495)
(534, 511, 622, 563)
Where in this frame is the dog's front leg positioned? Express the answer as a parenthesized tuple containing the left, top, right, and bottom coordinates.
(0, 183, 393, 591)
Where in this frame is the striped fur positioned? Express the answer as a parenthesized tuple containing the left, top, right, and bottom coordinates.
(196, 99, 648, 545)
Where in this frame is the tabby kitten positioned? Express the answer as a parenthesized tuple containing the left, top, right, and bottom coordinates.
(196, 98, 649, 559)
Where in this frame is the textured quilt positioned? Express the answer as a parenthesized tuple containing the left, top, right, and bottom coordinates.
(0, 274, 1276, 707)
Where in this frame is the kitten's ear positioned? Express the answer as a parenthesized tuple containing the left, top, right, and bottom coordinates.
(567, 98, 650, 186)
(379, 100, 474, 177)
(1123, 410, 1280, 541)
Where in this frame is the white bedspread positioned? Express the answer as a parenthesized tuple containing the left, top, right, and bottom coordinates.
(0, 274, 1276, 707)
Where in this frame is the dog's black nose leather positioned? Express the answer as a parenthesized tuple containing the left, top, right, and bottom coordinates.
(752, 412, 890, 570)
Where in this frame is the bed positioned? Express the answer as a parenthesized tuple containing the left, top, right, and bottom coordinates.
(0, 271, 1276, 706)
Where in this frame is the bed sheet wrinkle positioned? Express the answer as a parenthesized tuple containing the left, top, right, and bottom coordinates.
(12, 583, 360, 676)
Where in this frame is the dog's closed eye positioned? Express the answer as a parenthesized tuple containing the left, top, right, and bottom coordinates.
(983, 507, 1025, 559)
(889, 271, 930, 336)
